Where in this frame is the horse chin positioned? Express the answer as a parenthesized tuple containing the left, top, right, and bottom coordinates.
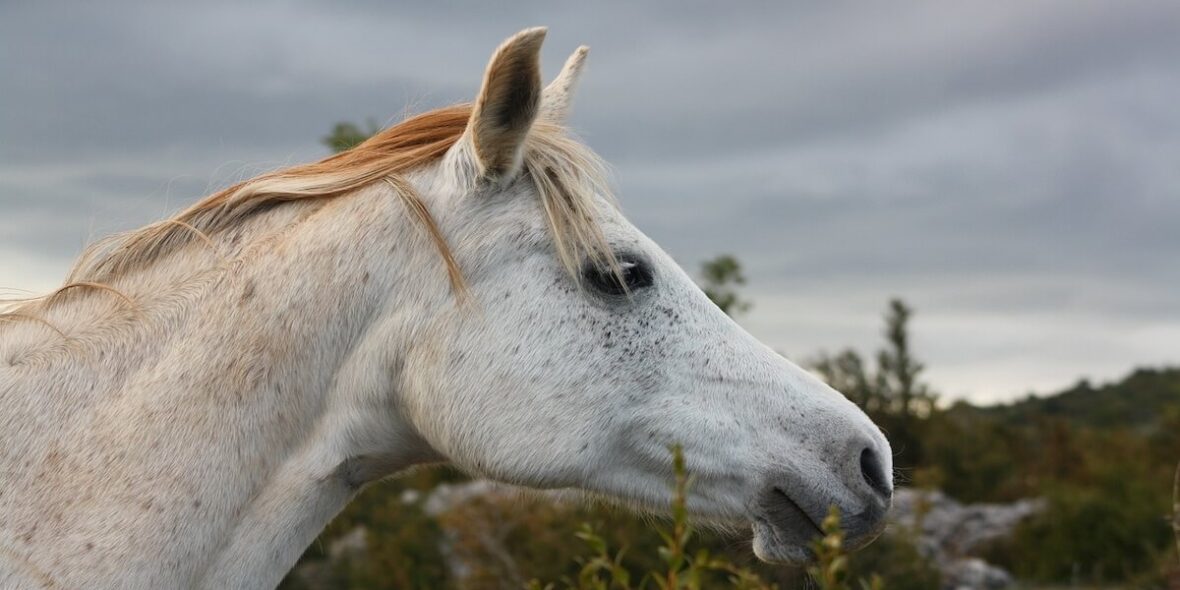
(747, 485, 829, 565)
(750, 518, 815, 565)
(748, 491, 891, 564)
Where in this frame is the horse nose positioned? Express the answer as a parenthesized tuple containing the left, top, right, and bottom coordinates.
(829, 444, 892, 549)
(858, 446, 892, 501)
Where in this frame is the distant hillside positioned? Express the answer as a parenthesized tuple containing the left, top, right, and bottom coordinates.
(951, 367, 1180, 431)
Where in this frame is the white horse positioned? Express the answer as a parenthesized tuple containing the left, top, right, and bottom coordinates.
(0, 28, 892, 589)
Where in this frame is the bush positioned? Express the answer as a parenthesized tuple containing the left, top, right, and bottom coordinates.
(983, 472, 1171, 583)
(279, 470, 462, 589)
(282, 450, 945, 590)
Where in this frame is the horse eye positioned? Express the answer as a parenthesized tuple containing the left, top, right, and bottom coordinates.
(582, 257, 654, 297)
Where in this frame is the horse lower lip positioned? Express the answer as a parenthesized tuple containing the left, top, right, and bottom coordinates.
(748, 489, 825, 565)
(751, 515, 817, 565)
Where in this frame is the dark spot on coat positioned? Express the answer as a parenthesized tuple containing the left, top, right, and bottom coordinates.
(239, 281, 256, 304)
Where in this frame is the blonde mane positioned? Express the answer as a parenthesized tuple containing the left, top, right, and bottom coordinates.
(3, 104, 615, 317)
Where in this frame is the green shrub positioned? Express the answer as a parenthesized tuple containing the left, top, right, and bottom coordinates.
(983, 472, 1171, 583)
(528, 447, 941, 590)
(283, 450, 945, 590)
(279, 471, 459, 589)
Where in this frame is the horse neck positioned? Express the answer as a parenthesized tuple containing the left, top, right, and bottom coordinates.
(0, 185, 446, 589)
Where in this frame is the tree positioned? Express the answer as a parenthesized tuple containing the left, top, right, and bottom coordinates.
(699, 255, 751, 316)
(322, 120, 380, 154)
(812, 349, 876, 412)
(811, 298, 936, 418)
(876, 299, 936, 419)
(810, 298, 937, 469)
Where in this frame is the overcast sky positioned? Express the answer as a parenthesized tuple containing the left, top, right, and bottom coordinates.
(2, 1, 1178, 403)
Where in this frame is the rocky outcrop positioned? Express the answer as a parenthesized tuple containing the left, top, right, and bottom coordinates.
(422, 480, 534, 517)
(941, 558, 1013, 590)
(890, 488, 1044, 590)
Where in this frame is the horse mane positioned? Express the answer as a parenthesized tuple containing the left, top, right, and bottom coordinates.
(4, 103, 615, 315)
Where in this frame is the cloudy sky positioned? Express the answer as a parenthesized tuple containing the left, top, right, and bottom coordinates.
(3, 2, 1178, 403)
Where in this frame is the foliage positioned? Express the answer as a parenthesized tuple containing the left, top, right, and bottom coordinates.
(281, 442, 942, 589)
(810, 298, 1180, 585)
(524, 450, 938, 590)
(980, 436, 1175, 583)
(1174, 461, 1180, 567)
(808, 507, 862, 590)
(528, 446, 777, 590)
(811, 299, 935, 416)
(806, 505, 938, 590)
(811, 299, 937, 472)
(278, 468, 464, 590)
(983, 367, 1180, 432)
(839, 534, 939, 590)
(322, 120, 380, 153)
(699, 255, 751, 316)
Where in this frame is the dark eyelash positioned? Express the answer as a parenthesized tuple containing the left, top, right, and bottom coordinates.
(582, 256, 654, 296)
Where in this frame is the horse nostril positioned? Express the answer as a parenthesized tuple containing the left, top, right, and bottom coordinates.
(859, 447, 891, 499)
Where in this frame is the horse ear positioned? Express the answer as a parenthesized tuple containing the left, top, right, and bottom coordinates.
(466, 27, 546, 181)
(541, 45, 589, 123)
